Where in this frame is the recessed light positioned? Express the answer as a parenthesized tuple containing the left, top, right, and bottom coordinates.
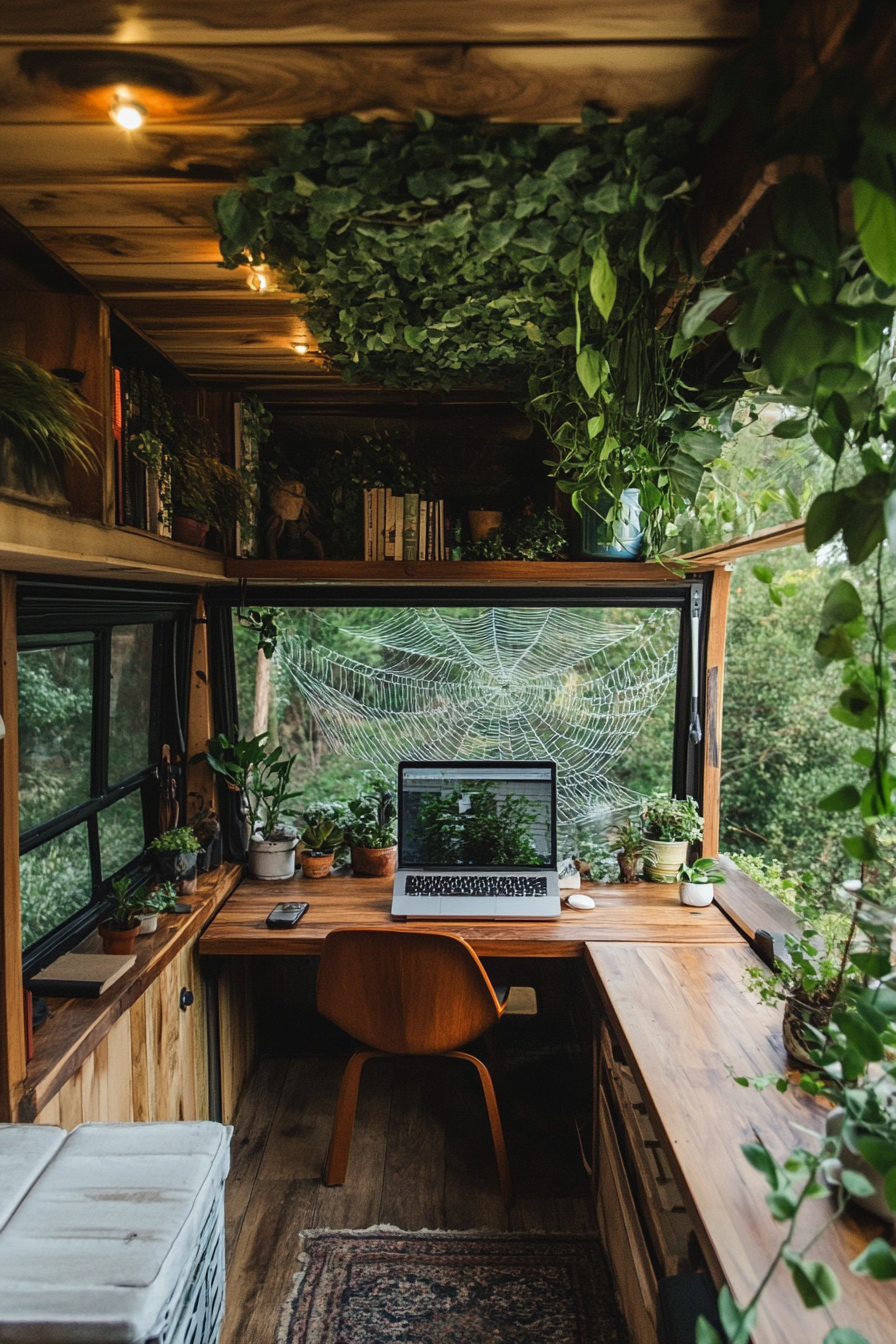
(292, 342, 309, 355)
(110, 96, 146, 130)
(247, 268, 269, 292)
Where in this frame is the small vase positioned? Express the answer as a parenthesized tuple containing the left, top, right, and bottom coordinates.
(302, 852, 334, 879)
(172, 516, 210, 547)
(468, 509, 503, 542)
(98, 919, 140, 955)
(136, 911, 158, 936)
(643, 839, 689, 883)
(249, 836, 299, 880)
(351, 844, 398, 877)
(680, 881, 714, 907)
(580, 489, 643, 560)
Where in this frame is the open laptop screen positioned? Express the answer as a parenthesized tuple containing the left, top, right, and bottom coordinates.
(398, 762, 556, 869)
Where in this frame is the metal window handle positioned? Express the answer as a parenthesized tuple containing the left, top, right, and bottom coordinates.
(689, 584, 703, 745)
(179, 987, 194, 1012)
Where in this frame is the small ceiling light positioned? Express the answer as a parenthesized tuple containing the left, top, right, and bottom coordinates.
(247, 267, 269, 293)
(292, 341, 309, 355)
(109, 95, 146, 130)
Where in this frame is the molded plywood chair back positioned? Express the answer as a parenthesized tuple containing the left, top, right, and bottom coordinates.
(317, 927, 512, 1205)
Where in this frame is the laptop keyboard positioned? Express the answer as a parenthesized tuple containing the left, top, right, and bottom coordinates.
(405, 874, 549, 898)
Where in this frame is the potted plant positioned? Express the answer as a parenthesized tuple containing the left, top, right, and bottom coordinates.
(346, 781, 398, 876)
(611, 818, 644, 883)
(168, 411, 253, 548)
(0, 354, 99, 508)
(98, 876, 144, 954)
(147, 826, 202, 888)
(300, 810, 345, 879)
(201, 729, 301, 878)
(135, 881, 178, 936)
(677, 856, 726, 907)
(640, 794, 703, 882)
(744, 920, 848, 1068)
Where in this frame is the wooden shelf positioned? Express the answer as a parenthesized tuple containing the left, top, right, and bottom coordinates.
(225, 559, 694, 586)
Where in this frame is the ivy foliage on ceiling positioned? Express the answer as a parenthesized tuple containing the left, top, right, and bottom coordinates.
(215, 110, 723, 552)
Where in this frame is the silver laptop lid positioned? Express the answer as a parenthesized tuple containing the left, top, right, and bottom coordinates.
(397, 761, 557, 870)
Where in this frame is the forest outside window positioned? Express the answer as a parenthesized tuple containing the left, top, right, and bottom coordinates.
(18, 621, 164, 963)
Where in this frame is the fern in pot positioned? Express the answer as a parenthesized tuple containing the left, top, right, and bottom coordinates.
(640, 794, 703, 882)
(347, 780, 398, 877)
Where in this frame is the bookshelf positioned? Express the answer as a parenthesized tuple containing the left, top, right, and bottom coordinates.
(224, 559, 697, 586)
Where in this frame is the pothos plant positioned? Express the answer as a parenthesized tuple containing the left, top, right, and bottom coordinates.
(674, 4, 896, 1338)
(214, 109, 724, 552)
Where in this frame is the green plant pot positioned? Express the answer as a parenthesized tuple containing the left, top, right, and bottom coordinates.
(643, 839, 689, 882)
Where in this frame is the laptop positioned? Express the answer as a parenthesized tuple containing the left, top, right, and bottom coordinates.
(391, 761, 561, 919)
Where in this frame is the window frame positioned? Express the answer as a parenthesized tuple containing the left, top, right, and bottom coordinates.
(18, 579, 195, 975)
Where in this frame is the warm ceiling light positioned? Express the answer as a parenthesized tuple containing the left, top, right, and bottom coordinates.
(247, 267, 269, 293)
(110, 96, 145, 130)
(292, 342, 309, 355)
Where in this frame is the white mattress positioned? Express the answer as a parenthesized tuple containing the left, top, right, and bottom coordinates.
(0, 1125, 67, 1233)
(0, 1121, 232, 1344)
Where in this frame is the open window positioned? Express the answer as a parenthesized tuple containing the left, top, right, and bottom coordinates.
(18, 580, 194, 974)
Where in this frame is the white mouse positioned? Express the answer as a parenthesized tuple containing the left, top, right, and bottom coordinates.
(565, 893, 596, 911)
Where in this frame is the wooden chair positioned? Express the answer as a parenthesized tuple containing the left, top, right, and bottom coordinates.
(316, 927, 513, 1206)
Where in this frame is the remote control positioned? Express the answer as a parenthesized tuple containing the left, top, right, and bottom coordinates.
(266, 901, 309, 929)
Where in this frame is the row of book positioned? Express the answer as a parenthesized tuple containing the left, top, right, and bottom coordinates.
(363, 488, 448, 561)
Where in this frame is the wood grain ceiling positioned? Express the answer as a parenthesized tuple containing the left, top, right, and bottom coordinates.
(0, 2, 757, 392)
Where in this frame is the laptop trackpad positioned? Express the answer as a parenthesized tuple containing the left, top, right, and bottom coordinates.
(440, 897, 497, 916)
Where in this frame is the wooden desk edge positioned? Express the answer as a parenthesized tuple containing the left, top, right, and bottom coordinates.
(20, 863, 243, 1121)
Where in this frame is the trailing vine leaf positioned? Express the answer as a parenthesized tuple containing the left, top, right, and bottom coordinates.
(853, 178, 896, 285)
(589, 247, 617, 321)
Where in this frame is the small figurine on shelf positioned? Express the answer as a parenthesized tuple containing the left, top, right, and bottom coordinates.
(264, 479, 325, 559)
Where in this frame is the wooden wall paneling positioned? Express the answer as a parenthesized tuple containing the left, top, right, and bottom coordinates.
(0, 2, 757, 45)
(701, 566, 731, 857)
(0, 574, 25, 1124)
(218, 958, 258, 1125)
(103, 1010, 134, 1121)
(186, 594, 217, 821)
(185, 938, 208, 1121)
(129, 989, 151, 1122)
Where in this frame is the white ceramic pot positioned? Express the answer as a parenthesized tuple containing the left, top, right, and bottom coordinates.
(680, 881, 714, 907)
(643, 839, 689, 883)
(824, 1108, 894, 1223)
(136, 911, 158, 936)
(248, 836, 298, 880)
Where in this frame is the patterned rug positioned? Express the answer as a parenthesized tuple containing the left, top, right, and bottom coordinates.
(280, 1227, 628, 1344)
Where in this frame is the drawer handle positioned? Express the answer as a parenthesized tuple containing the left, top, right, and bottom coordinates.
(179, 987, 194, 1012)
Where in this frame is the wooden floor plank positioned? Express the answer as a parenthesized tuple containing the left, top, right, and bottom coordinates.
(224, 1057, 289, 1266)
(380, 1057, 447, 1229)
(220, 1175, 317, 1344)
(311, 1055, 394, 1231)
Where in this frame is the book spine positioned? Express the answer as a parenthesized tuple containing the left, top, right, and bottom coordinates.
(438, 499, 445, 560)
(418, 500, 427, 561)
(426, 499, 435, 560)
(393, 497, 404, 559)
(112, 367, 124, 526)
(364, 489, 374, 561)
(385, 489, 395, 558)
(402, 493, 420, 561)
(375, 487, 386, 561)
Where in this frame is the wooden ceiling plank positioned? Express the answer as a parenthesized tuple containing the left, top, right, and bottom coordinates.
(0, 2, 759, 46)
(0, 43, 735, 127)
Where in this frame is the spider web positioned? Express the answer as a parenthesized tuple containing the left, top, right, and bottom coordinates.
(279, 607, 679, 825)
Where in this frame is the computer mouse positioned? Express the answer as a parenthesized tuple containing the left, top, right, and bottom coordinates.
(565, 893, 596, 911)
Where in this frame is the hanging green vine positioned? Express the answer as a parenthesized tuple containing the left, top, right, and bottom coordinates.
(215, 109, 723, 551)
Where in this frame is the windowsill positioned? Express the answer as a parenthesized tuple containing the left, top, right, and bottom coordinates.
(18, 862, 243, 1122)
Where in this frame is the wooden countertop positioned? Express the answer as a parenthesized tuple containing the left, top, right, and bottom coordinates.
(587, 943, 896, 1344)
(20, 864, 242, 1121)
(198, 874, 745, 958)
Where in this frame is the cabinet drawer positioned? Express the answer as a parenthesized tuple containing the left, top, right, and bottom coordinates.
(597, 1090, 658, 1344)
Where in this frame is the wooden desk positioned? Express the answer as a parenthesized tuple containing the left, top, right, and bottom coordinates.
(198, 874, 745, 958)
(588, 943, 896, 1344)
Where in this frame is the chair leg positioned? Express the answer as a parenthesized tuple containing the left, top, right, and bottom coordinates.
(324, 1050, 384, 1186)
(450, 1050, 513, 1208)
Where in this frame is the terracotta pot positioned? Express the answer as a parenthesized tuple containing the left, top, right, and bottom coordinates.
(351, 844, 398, 877)
(302, 852, 335, 879)
(643, 839, 689, 883)
(172, 516, 209, 547)
(468, 509, 503, 542)
(782, 995, 832, 1067)
(98, 919, 140, 954)
(615, 849, 640, 884)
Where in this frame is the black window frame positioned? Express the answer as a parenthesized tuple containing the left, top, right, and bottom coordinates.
(207, 578, 713, 859)
(18, 578, 196, 976)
